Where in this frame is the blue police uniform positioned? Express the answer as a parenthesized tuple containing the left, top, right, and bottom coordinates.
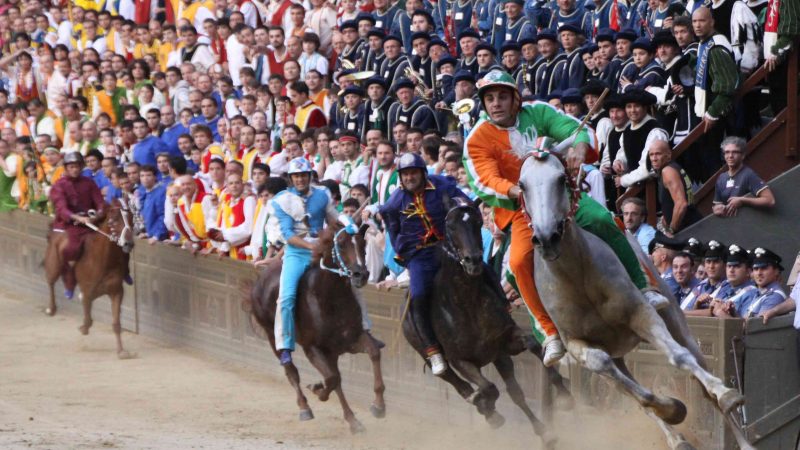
(680, 277, 725, 310)
(672, 276, 699, 306)
(734, 281, 787, 319)
(272, 180, 337, 353)
(380, 173, 470, 353)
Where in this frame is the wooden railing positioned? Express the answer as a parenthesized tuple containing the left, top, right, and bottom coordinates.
(615, 42, 799, 225)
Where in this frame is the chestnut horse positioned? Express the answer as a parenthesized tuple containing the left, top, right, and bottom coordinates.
(247, 223, 386, 433)
(43, 196, 135, 359)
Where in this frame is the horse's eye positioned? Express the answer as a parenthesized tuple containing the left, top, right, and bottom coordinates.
(558, 175, 567, 185)
(518, 182, 525, 192)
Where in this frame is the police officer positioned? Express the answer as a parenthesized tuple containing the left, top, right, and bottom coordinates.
(726, 248, 787, 319)
(681, 240, 727, 311)
(379, 153, 471, 375)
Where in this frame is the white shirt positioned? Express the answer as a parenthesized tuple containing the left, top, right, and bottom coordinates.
(226, 35, 245, 87)
(614, 116, 669, 188)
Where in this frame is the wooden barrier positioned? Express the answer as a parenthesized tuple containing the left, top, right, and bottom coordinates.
(0, 211, 753, 448)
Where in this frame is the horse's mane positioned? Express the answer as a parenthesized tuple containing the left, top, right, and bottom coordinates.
(311, 225, 338, 265)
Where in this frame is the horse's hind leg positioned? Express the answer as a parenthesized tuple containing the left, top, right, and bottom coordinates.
(493, 355, 556, 449)
(44, 239, 62, 316)
(628, 306, 745, 415)
(566, 339, 687, 425)
(449, 360, 504, 428)
(356, 332, 386, 418)
(524, 335, 574, 409)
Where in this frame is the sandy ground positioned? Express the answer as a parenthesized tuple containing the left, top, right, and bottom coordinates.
(0, 290, 670, 450)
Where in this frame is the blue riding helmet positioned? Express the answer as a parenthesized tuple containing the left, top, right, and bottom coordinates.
(397, 153, 426, 172)
(287, 157, 313, 174)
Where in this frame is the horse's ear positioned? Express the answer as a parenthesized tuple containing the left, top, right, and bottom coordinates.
(442, 191, 453, 211)
(473, 197, 483, 209)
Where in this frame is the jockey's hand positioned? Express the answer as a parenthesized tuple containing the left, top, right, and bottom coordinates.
(508, 185, 521, 199)
(566, 142, 589, 170)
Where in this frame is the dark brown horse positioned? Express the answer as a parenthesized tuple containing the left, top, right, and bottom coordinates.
(401, 197, 565, 449)
(247, 223, 386, 433)
(43, 196, 135, 359)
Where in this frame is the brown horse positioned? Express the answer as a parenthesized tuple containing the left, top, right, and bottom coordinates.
(246, 223, 386, 433)
(43, 196, 135, 359)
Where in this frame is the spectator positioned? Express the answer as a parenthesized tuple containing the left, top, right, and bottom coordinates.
(137, 165, 169, 242)
(613, 89, 669, 189)
(621, 197, 655, 254)
(692, 7, 739, 180)
(672, 251, 700, 305)
(712, 136, 776, 217)
(132, 118, 169, 167)
(649, 140, 702, 235)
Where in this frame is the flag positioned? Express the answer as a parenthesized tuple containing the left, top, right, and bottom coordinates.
(610, 0, 621, 31)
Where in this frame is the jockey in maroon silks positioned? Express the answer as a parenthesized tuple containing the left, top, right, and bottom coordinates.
(49, 152, 106, 299)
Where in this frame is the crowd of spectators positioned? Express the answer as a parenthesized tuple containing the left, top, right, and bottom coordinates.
(0, 0, 797, 323)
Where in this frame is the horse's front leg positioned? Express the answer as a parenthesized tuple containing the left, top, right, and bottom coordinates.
(493, 355, 556, 448)
(356, 332, 386, 418)
(627, 306, 754, 450)
(110, 291, 134, 359)
(304, 345, 339, 402)
(449, 359, 504, 428)
(565, 338, 687, 425)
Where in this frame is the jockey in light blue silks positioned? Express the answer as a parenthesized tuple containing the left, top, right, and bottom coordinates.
(272, 157, 340, 365)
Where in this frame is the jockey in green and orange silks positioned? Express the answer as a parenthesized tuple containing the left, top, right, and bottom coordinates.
(463, 70, 668, 367)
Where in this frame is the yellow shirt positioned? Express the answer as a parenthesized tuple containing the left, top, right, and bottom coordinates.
(134, 39, 161, 60)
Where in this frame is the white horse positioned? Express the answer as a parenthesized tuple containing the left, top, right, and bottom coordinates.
(517, 150, 753, 450)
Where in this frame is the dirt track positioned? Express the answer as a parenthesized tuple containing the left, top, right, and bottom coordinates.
(0, 290, 667, 450)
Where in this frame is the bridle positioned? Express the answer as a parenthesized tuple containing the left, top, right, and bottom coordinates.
(83, 196, 133, 249)
(319, 227, 360, 278)
(517, 150, 582, 229)
(441, 201, 480, 266)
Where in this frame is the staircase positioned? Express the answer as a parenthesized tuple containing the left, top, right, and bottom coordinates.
(616, 40, 799, 222)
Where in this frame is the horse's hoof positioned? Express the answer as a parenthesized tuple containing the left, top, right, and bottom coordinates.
(44, 307, 55, 316)
(555, 391, 575, 411)
(485, 411, 505, 429)
(78, 325, 90, 335)
(718, 389, 745, 414)
(298, 409, 314, 421)
(349, 420, 366, 434)
(674, 441, 696, 450)
(658, 398, 687, 425)
(541, 431, 558, 450)
(117, 350, 136, 360)
(307, 383, 330, 402)
(369, 404, 386, 419)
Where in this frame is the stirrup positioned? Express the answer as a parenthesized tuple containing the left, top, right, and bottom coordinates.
(642, 289, 670, 311)
(429, 353, 448, 376)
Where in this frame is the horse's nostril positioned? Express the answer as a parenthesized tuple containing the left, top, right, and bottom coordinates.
(532, 235, 541, 245)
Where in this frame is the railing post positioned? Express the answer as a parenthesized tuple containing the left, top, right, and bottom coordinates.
(645, 179, 657, 226)
(786, 44, 798, 158)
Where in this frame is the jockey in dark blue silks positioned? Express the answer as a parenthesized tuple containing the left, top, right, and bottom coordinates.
(379, 153, 471, 375)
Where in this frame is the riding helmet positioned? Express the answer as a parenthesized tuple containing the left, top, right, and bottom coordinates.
(476, 69, 518, 102)
(397, 153, 427, 173)
(63, 151, 84, 166)
(287, 157, 313, 174)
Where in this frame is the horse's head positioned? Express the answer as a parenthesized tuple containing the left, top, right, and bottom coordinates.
(105, 195, 135, 254)
(518, 152, 575, 261)
(443, 195, 484, 277)
(316, 218, 369, 288)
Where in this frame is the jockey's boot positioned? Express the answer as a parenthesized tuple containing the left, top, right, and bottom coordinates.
(64, 289, 74, 300)
(642, 289, 670, 310)
(429, 352, 448, 376)
(124, 274, 133, 285)
(279, 349, 293, 366)
(542, 335, 566, 367)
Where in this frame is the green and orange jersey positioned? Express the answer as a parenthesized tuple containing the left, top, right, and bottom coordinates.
(463, 102, 597, 230)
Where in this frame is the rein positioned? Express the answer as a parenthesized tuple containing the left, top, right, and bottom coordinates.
(518, 150, 581, 227)
(441, 205, 473, 265)
(319, 228, 354, 278)
(83, 198, 133, 249)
